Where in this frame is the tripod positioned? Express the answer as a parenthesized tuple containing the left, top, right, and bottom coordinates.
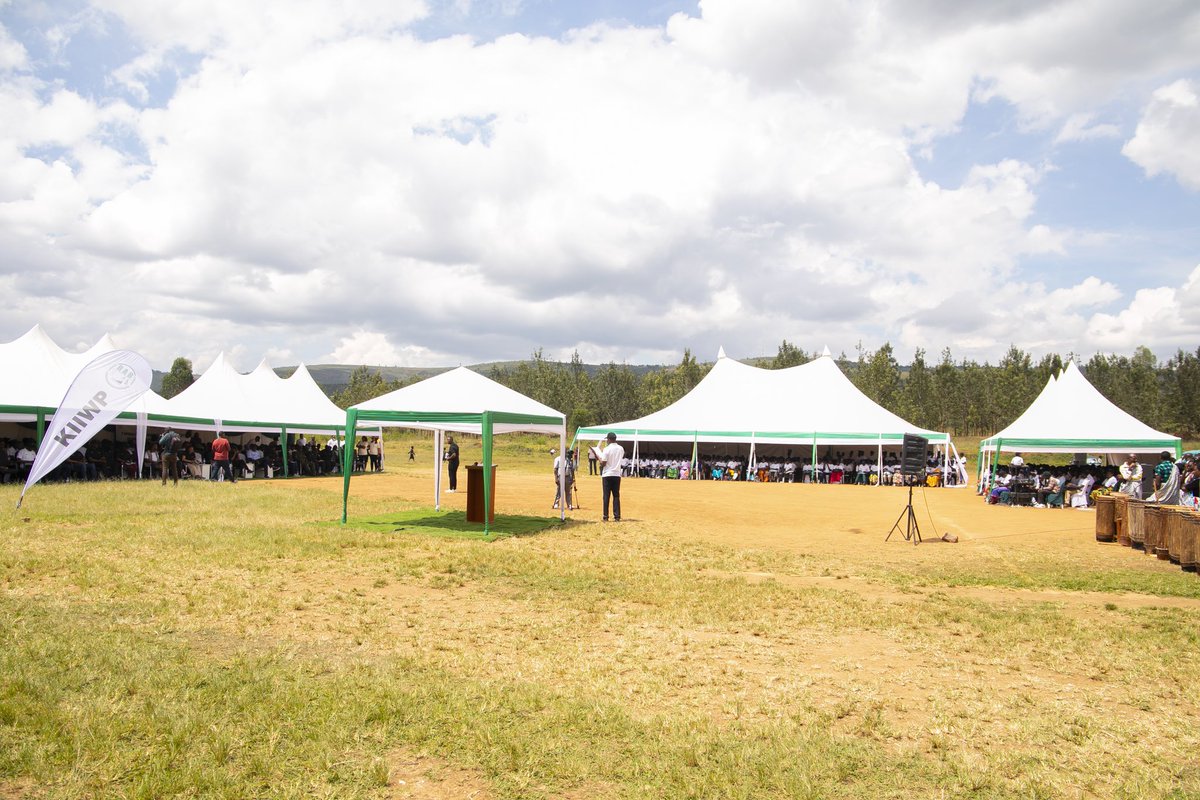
(886, 484, 922, 545)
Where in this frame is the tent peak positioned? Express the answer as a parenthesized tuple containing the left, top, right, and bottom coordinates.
(820, 345, 832, 358)
(717, 346, 727, 360)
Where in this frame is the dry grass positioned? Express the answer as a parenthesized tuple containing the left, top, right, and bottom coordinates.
(2, 433, 1199, 798)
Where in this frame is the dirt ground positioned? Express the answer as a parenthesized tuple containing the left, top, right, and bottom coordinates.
(279, 462, 1199, 796)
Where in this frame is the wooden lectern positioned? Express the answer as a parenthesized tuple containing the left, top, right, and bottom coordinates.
(465, 464, 496, 523)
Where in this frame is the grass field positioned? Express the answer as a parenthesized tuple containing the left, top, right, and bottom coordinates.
(2, 432, 1199, 799)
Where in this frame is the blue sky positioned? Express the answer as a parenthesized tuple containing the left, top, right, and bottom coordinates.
(1, 0, 1198, 370)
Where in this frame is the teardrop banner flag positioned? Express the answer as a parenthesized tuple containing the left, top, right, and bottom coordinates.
(18, 349, 153, 508)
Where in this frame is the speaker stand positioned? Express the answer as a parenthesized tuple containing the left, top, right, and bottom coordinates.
(886, 485, 922, 545)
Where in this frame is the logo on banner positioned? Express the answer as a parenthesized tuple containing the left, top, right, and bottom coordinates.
(106, 364, 138, 390)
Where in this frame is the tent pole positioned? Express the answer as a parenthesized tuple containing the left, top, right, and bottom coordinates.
(747, 435, 755, 481)
(633, 433, 639, 477)
(988, 439, 1002, 495)
(281, 427, 289, 478)
(811, 436, 817, 485)
(691, 434, 698, 480)
(482, 412, 494, 536)
(36, 410, 45, 448)
(341, 410, 358, 523)
(942, 437, 949, 486)
(876, 439, 883, 488)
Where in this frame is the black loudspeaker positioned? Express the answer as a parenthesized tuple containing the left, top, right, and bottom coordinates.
(900, 434, 928, 478)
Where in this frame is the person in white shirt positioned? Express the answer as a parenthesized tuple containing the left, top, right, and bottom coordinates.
(1119, 455, 1143, 499)
(595, 432, 624, 521)
(1010, 453, 1025, 468)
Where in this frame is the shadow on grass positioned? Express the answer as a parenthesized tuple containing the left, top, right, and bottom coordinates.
(331, 509, 565, 540)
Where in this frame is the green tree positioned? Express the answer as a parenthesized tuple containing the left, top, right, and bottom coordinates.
(160, 357, 195, 399)
(589, 362, 642, 428)
(331, 366, 402, 408)
(769, 339, 807, 369)
(639, 349, 711, 414)
(854, 343, 901, 410)
(899, 348, 932, 428)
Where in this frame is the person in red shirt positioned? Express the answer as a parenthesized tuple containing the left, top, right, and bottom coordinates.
(211, 432, 236, 484)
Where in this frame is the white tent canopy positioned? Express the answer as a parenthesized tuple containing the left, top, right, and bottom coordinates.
(0, 325, 118, 423)
(165, 353, 352, 435)
(576, 348, 957, 484)
(577, 348, 950, 445)
(980, 362, 1180, 455)
(342, 366, 567, 531)
(978, 361, 1181, 484)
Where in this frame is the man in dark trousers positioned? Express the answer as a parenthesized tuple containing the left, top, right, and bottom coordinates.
(596, 432, 624, 521)
(210, 431, 236, 484)
(445, 435, 460, 492)
(159, 427, 182, 486)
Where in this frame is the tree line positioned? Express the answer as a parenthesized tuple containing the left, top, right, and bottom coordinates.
(161, 342, 1200, 439)
(485, 341, 1200, 439)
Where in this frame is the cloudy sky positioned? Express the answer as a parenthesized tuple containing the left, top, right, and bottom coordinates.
(2, 0, 1199, 373)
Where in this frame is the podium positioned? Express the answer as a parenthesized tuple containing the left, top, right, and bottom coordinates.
(465, 465, 496, 523)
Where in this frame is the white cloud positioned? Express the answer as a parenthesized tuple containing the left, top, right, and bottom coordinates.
(1054, 112, 1121, 144)
(321, 331, 450, 367)
(1123, 79, 1200, 190)
(1, 1, 1199, 370)
(0, 23, 28, 71)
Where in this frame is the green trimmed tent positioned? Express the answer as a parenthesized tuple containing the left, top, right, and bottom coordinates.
(978, 361, 1181, 487)
(342, 367, 567, 533)
(576, 348, 958, 482)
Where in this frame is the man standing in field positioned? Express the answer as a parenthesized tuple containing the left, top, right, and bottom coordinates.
(595, 432, 624, 522)
(210, 431, 235, 484)
(159, 427, 182, 487)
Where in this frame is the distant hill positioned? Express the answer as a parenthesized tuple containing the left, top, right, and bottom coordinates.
(151, 359, 724, 397)
(282, 361, 666, 396)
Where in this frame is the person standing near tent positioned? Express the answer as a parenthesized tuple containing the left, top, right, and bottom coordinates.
(445, 435, 460, 492)
(1149, 451, 1181, 505)
(210, 431, 236, 484)
(594, 432, 624, 521)
(1119, 454, 1143, 499)
(552, 448, 574, 510)
(159, 427, 182, 487)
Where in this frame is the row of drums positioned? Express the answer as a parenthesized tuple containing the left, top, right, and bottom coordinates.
(1095, 493, 1200, 571)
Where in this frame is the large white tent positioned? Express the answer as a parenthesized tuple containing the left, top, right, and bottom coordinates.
(978, 361, 1181, 485)
(576, 348, 956, 481)
(0, 325, 118, 429)
(342, 366, 567, 532)
(1, 327, 368, 479)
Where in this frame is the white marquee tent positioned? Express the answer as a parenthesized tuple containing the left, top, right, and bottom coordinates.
(978, 361, 1181, 485)
(576, 348, 957, 481)
(0, 325, 119, 429)
(342, 366, 567, 532)
(1, 327, 370, 478)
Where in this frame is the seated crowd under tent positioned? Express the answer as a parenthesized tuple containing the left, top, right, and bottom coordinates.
(983, 452, 1200, 510)
(0, 430, 383, 485)
(601, 448, 968, 487)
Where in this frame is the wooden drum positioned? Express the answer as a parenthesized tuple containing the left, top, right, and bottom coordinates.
(1127, 499, 1146, 550)
(1144, 505, 1167, 559)
(1179, 510, 1199, 572)
(1114, 493, 1130, 546)
(1095, 494, 1117, 542)
(1166, 508, 1183, 565)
